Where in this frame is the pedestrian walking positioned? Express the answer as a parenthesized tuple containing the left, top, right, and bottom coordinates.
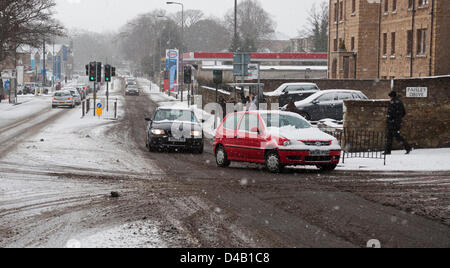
(385, 91, 412, 155)
(285, 99, 300, 115)
(248, 94, 258, 111)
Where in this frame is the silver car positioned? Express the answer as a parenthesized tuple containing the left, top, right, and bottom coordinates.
(52, 90, 76, 109)
(64, 88, 82, 105)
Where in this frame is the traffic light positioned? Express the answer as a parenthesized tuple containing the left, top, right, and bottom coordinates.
(104, 64, 111, 82)
(96, 62, 102, 82)
(89, 62, 96, 82)
(112, 67, 116, 77)
(85, 65, 89, 76)
(213, 70, 223, 84)
(184, 66, 192, 84)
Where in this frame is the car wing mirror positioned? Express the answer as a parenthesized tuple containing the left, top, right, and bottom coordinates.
(145, 117, 152, 122)
(312, 100, 320, 105)
(250, 127, 261, 134)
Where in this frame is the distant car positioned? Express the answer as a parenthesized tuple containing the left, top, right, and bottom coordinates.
(145, 108, 204, 154)
(286, 90, 369, 121)
(126, 78, 137, 87)
(214, 110, 342, 173)
(264, 83, 321, 107)
(52, 90, 76, 108)
(64, 88, 82, 105)
(125, 85, 140, 96)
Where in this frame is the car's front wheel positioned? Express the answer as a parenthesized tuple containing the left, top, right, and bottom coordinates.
(216, 145, 230, 168)
(265, 151, 283, 173)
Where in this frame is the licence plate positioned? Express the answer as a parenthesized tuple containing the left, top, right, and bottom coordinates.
(309, 150, 330, 156)
(169, 138, 186, 143)
(59, 102, 65, 104)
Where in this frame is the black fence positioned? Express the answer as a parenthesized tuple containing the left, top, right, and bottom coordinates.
(82, 98, 118, 120)
(324, 128, 387, 165)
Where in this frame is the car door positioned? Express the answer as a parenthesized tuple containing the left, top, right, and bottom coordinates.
(221, 113, 243, 160)
(314, 93, 337, 120)
(235, 113, 265, 162)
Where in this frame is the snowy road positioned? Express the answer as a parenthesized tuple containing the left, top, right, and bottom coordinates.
(0, 80, 449, 248)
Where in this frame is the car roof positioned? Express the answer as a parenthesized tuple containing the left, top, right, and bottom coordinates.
(280, 83, 318, 87)
(157, 107, 194, 112)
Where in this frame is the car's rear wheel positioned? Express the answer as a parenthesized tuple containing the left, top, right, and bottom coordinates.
(317, 164, 338, 172)
(265, 151, 282, 173)
(216, 145, 230, 167)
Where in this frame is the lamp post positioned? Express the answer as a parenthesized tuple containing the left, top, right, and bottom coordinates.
(157, 15, 170, 90)
(166, 1, 184, 102)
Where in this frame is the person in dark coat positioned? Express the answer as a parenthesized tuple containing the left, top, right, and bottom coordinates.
(285, 99, 301, 115)
(385, 91, 412, 155)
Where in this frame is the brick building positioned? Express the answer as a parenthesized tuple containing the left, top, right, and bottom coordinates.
(328, 0, 450, 79)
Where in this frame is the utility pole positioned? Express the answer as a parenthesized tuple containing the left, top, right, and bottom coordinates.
(43, 38, 46, 86)
(234, 0, 238, 51)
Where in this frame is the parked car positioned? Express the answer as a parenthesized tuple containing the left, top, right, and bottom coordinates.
(64, 88, 82, 105)
(214, 110, 342, 173)
(264, 83, 321, 107)
(145, 107, 204, 154)
(52, 90, 76, 108)
(283, 90, 369, 121)
(125, 85, 140, 96)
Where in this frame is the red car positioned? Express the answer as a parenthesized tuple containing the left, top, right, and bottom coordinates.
(214, 111, 342, 173)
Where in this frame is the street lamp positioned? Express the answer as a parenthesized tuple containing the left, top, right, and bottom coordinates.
(166, 1, 185, 102)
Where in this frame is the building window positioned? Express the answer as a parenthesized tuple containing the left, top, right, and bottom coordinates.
(384, 0, 389, 13)
(334, 39, 338, 52)
(417, 29, 427, 55)
(418, 0, 429, 7)
(392, 0, 397, 12)
(339, 1, 344, 21)
(408, 0, 414, 9)
(383, 33, 388, 56)
(391, 32, 396, 55)
(334, 3, 338, 22)
(351, 37, 355, 51)
(407, 30, 413, 55)
(352, 0, 356, 14)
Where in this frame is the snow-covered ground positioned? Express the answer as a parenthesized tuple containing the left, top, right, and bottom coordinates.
(66, 221, 166, 248)
(0, 95, 52, 129)
(2, 81, 162, 176)
(337, 148, 450, 172)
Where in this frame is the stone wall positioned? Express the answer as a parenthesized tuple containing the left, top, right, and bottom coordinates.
(392, 76, 450, 148)
(344, 76, 450, 149)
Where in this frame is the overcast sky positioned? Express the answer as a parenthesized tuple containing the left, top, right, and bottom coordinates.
(54, 0, 323, 38)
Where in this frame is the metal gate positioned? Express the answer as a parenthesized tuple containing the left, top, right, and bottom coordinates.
(324, 128, 387, 165)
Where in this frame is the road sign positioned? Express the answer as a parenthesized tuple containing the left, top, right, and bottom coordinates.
(233, 52, 251, 77)
(406, 87, 428, 98)
(96, 103, 103, 116)
(246, 64, 259, 80)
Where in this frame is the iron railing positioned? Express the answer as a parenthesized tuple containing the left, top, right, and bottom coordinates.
(324, 128, 387, 165)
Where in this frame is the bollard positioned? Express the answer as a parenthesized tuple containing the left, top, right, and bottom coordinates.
(82, 101, 85, 117)
(114, 100, 117, 119)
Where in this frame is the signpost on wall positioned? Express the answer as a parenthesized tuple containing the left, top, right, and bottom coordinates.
(406, 87, 428, 98)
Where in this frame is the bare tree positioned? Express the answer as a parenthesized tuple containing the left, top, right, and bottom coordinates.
(185, 18, 229, 52)
(0, 0, 64, 97)
(304, 1, 329, 52)
(225, 0, 276, 52)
